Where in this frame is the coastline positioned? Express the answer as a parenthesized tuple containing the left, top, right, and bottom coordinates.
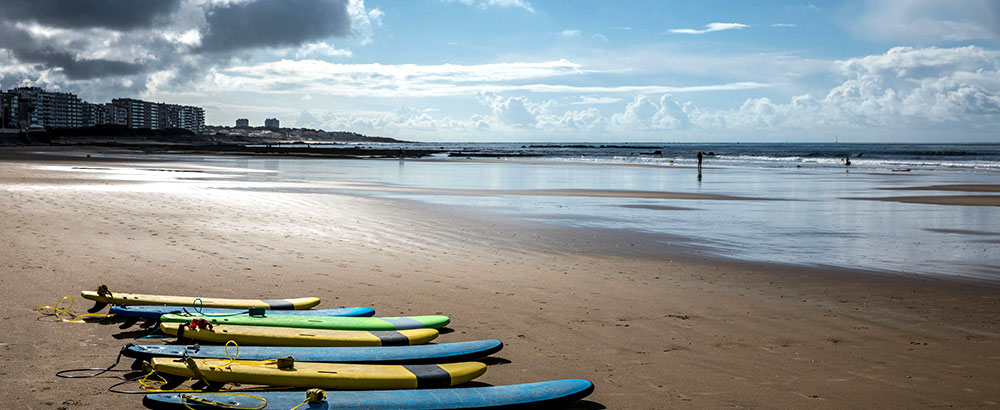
(1, 149, 998, 409)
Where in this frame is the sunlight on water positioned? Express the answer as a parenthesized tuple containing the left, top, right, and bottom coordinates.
(187, 154, 1000, 282)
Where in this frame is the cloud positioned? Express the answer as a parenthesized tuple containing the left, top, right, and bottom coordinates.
(592, 33, 609, 43)
(348, 46, 998, 140)
(277, 46, 999, 141)
(0, 23, 149, 80)
(490, 96, 537, 126)
(560, 29, 581, 37)
(697, 46, 1000, 130)
(772, 23, 796, 27)
(0, 0, 181, 31)
(856, 0, 1000, 42)
(210, 58, 769, 97)
(610, 94, 691, 130)
(0, 0, 380, 101)
(572, 96, 622, 105)
(444, 0, 534, 13)
(668, 22, 749, 35)
(348, 0, 383, 45)
(295, 42, 353, 59)
(197, 0, 352, 53)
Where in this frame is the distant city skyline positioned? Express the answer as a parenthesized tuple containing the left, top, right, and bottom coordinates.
(0, 0, 998, 142)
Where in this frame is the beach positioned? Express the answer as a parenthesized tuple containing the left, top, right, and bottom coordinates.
(1, 148, 999, 409)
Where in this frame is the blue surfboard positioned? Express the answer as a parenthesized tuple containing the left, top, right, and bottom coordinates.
(143, 379, 595, 409)
(123, 340, 503, 364)
(109, 305, 375, 320)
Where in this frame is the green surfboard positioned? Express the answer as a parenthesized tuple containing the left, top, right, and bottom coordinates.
(160, 313, 450, 331)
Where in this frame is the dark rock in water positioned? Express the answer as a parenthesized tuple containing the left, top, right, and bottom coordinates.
(707, 152, 715, 156)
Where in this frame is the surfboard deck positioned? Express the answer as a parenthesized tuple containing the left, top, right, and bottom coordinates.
(150, 357, 486, 390)
(109, 306, 374, 320)
(160, 313, 450, 330)
(160, 322, 439, 347)
(143, 379, 595, 409)
(124, 340, 503, 364)
(81, 291, 320, 310)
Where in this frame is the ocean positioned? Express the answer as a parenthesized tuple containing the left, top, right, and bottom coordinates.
(271, 142, 1000, 172)
(99, 142, 1000, 282)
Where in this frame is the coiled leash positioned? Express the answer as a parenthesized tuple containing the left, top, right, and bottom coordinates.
(37, 295, 111, 323)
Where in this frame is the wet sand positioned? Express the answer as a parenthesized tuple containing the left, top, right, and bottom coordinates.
(855, 195, 1000, 206)
(1, 151, 999, 409)
(864, 184, 1000, 206)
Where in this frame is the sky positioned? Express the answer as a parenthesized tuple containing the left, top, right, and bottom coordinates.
(1, 0, 999, 142)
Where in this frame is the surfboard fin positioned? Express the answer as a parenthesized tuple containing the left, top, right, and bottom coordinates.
(119, 317, 139, 329)
(87, 301, 108, 313)
(158, 375, 187, 390)
(190, 380, 223, 392)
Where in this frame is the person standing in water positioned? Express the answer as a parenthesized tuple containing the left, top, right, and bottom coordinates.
(697, 151, 703, 181)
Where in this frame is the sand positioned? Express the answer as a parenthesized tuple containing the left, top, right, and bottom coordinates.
(1, 151, 998, 409)
(860, 184, 1000, 207)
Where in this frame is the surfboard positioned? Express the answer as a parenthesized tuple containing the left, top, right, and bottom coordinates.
(150, 357, 486, 390)
(143, 379, 595, 409)
(160, 322, 439, 347)
(124, 340, 503, 364)
(160, 313, 450, 330)
(81, 290, 320, 310)
(109, 306, 374, 320)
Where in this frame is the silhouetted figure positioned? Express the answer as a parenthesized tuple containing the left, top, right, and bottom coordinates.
(845, 155, 851, 166)
(697, 151, 703, 169)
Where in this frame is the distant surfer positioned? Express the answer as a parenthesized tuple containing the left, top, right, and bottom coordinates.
(845, 155, 851, 166)
(697, 151, 703, 169)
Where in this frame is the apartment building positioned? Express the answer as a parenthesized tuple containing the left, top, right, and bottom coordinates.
(2, 87, 84, 129)
(2, 87, 206, 134)
(110, 98, 204, 133)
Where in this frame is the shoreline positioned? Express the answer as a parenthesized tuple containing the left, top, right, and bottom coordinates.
(1, 149, 999, 409)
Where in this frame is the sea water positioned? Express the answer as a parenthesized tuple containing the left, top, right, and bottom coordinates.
(194, 143, 1000, 282)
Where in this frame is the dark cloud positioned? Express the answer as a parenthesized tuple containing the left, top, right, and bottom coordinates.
(0, 23, 147, 80)
(0, 0, 181, 31)
(0, 0, 359, 92)
(198, 0, 352, 53)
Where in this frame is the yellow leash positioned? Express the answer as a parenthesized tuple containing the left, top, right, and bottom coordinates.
(180, 392, 268, 410)
(36, 296, 111, 323)
(145, 340, 294, 409)
(200, 340, 284, 368)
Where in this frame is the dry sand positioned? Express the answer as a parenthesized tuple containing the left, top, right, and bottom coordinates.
(1, 151, 998, 409)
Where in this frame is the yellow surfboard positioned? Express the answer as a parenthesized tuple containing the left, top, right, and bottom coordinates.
(151, 357, 486, 389)
(81, 288, 319, 310)
(160, 323, 439, 347)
